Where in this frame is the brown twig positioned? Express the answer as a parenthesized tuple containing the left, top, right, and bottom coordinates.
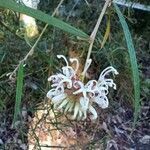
(82, 0, 111, 80)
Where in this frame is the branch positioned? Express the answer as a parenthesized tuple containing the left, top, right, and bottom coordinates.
(82, 0, 111, 80)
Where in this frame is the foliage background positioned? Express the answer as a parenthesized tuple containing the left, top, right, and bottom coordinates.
(0, 0, 149, 149)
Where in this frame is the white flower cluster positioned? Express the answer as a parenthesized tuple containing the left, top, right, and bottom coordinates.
(47, 55, 118, 120)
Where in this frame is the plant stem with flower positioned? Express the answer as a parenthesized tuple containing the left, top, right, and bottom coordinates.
(47, 0, 118, 120)
(47, 55, 118, 120)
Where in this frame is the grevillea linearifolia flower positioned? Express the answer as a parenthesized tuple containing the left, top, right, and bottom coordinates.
(47, 55, 118, 120)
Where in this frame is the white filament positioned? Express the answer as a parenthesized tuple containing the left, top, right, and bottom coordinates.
(47, 55, 118, 120)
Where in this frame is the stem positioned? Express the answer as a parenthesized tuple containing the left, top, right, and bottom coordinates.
(82, 0, 111, 80)
(9, 0, 64, 79)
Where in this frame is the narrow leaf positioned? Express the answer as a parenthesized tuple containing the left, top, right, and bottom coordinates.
(114, 3, 140, 128)
(13, 63, 24, 125)
(0, 0, 89, 39)
(101, 15, 110, 49)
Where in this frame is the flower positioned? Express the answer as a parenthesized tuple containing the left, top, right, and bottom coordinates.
(47, 55, 118, 120)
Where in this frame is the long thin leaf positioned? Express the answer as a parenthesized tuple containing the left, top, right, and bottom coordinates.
(0, 0, 89, 39)
(114, 3, 140, 128)
(101, 15, 110, 49)
(13, 63, 24, 125)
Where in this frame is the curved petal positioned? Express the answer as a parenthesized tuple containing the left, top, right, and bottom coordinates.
(48, 75, 60, 82)
(73, 80, 83, 89)
(73, 88, 84, 95)
(98, 66, 118, 81)
(51, 83, 59, 87)
(85, 80, 97, 89)
(88, 105, 98, 120)
(82, 110, 87, 120)
(57, 55, 69, 66)
(70, 58, 79, 73)
(104, 79, 117, 89)
(62, 66, 75, 78)
(57, 98, 69, 110)
(46, 89, 55, 99)
(72, 102, 79, 120)
(59, 78, 72, 89)
(85, 80, 97, 96)
(51, 93, 67, 104)
(96, 86, 109, 95)
(79, 97, 89, 111)
(77, 110, 83, 120)
(94, 95, 109, 109)
(64, 101, 72, 113)
(73, 81, 87, 98)
(68, 101, 75, 112)
(55, 86, 64, 93)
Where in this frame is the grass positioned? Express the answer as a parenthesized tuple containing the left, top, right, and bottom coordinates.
(13, 62, 24, 125)
(114, 3, 140, 128)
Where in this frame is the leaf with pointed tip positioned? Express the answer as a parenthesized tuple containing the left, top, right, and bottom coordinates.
(0, 0, 89, 39)
(114, 3, 140, 128)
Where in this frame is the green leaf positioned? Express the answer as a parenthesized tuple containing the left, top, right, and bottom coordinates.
(13, 63, 24, 125)
(0, 0, 89, 39)
(114, 3, 140, 128)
